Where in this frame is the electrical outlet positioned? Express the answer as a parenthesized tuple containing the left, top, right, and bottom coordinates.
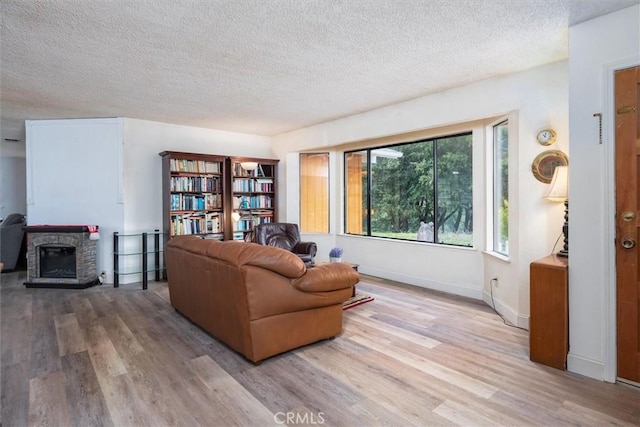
(492, 277, 499, 287)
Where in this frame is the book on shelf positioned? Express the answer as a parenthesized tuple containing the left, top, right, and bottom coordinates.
(205, 213, 222, 233)
(232, 195, 272, 209)
(232, 163, 269, 178)
(235, 217, 257, 231)
(252, 210, 274, 224)
(170, 159, 221, 174)
(170, 176, 220, 192)
(170, 194, 221, 211)
(232, 178, 273, 192)
(202, 233, 224, 240)
(170, 211, 222, 236)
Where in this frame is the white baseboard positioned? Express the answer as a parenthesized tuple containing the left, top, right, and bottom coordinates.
(567, 353, 605, 381)
(482, 290, 529, 330)
(358, 266, 529, 329)
(360, 266, 483, 300)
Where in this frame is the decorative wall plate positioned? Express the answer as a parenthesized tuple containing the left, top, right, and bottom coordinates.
(531, 150, 568, 183)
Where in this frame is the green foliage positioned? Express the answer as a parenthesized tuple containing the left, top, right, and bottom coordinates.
(500, 199, 509, 242)
(367, 134, 473, 243)
(372, 231, 473, 246)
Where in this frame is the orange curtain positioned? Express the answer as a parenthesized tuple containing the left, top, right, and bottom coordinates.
(300, 153, 329, 233)
(345, 153, 364, 234)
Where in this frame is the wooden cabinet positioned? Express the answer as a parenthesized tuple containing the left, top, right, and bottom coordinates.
(529, 254, 568, 370)
(225, 157, 279, 241)
(159, 151, 227, 239)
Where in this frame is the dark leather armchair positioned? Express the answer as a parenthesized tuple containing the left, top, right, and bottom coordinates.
(0, 213, 26, 270)
(253, 223, 317, 266)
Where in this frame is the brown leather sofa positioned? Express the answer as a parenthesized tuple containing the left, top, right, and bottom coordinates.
(165, 235, 359, 363)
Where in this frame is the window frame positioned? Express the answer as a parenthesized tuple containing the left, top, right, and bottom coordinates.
(488, 117, 510, 257)
(343, 131, 473, 247)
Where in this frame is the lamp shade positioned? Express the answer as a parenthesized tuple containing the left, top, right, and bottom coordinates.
(240, 161, 258, 171)
(544, 165, 568, 202)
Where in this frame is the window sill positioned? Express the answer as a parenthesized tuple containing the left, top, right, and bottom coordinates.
(340, 233, 477, 252)
(483, 250, 510, 263)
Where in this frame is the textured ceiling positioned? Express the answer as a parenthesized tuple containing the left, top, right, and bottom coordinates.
(1, 0, 638, 141)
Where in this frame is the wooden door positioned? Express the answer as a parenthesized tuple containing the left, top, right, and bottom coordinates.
(615, 65, 640, 383)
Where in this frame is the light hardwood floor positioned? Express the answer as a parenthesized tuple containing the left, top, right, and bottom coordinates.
(1, 270, 639, 426)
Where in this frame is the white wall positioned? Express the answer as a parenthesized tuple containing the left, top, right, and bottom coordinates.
(25, 117, 272, 284)
(568, 4, 640, 381)
(122, 118, 272, 233)
(25, 118, 125, 278)
(272, 61, 569, 326)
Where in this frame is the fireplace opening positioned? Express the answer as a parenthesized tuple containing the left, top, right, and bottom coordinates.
(39, 246, 77, 279)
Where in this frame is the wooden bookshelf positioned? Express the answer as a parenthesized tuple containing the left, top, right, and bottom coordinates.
(225, 157, 279, 241)
(159, 151, 226, 240)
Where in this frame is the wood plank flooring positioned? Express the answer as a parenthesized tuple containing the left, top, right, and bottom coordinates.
(2, 270, 639, 426)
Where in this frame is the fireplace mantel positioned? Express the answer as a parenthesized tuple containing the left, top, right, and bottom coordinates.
(25, 225, 93, 233)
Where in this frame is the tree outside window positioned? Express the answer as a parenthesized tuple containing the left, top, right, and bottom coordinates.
(345, 133, 472, 247)
(493, 120, 509, 255)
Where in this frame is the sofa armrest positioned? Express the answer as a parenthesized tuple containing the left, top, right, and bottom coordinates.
(242, 244, 307, 278)
(293, 241, 317, 257)
(292, 263, 359, 293)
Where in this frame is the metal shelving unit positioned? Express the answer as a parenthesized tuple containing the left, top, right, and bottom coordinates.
(113, 230, 165, 290)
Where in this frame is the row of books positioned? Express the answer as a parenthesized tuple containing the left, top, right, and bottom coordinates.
(170, 176, 221, 192)
(233, 213, 273, 231)
(232, 195, 273, 209)
(170, 213, 222, 236)
(233, 163, 270, 178)
(234, 218, 258, 231)
(170, 159, 221, 174)
(170, 194, 221, 211)
(232, 178, 273, 193)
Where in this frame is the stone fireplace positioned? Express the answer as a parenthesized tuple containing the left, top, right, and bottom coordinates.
(24, 226, 99, 289)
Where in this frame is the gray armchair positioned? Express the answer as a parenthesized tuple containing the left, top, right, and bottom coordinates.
(0, 213, 26, 270)
(253, 223, 317, 266)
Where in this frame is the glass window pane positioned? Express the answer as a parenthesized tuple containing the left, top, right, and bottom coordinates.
(343, 130, 473, 248)
(345, 151, 367, 235)
(435, 134, 473, 246)
(300, 153, 329, 233)
(493, 121, 509, 255)
(370, 142, 434, 240)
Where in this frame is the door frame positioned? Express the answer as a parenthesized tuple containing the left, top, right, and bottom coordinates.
(603, 58, 640, 383)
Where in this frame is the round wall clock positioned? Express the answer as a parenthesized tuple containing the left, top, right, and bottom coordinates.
(532, 150, 568, 183)
(537, 129, 557, 146)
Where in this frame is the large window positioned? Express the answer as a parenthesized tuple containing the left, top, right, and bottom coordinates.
(493, 120, 509, 255)
(300, 153, 329, 233)
(345, 133, 473, 247)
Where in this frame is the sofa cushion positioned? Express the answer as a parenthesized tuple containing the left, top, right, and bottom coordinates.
(167, 236, 306, 278)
